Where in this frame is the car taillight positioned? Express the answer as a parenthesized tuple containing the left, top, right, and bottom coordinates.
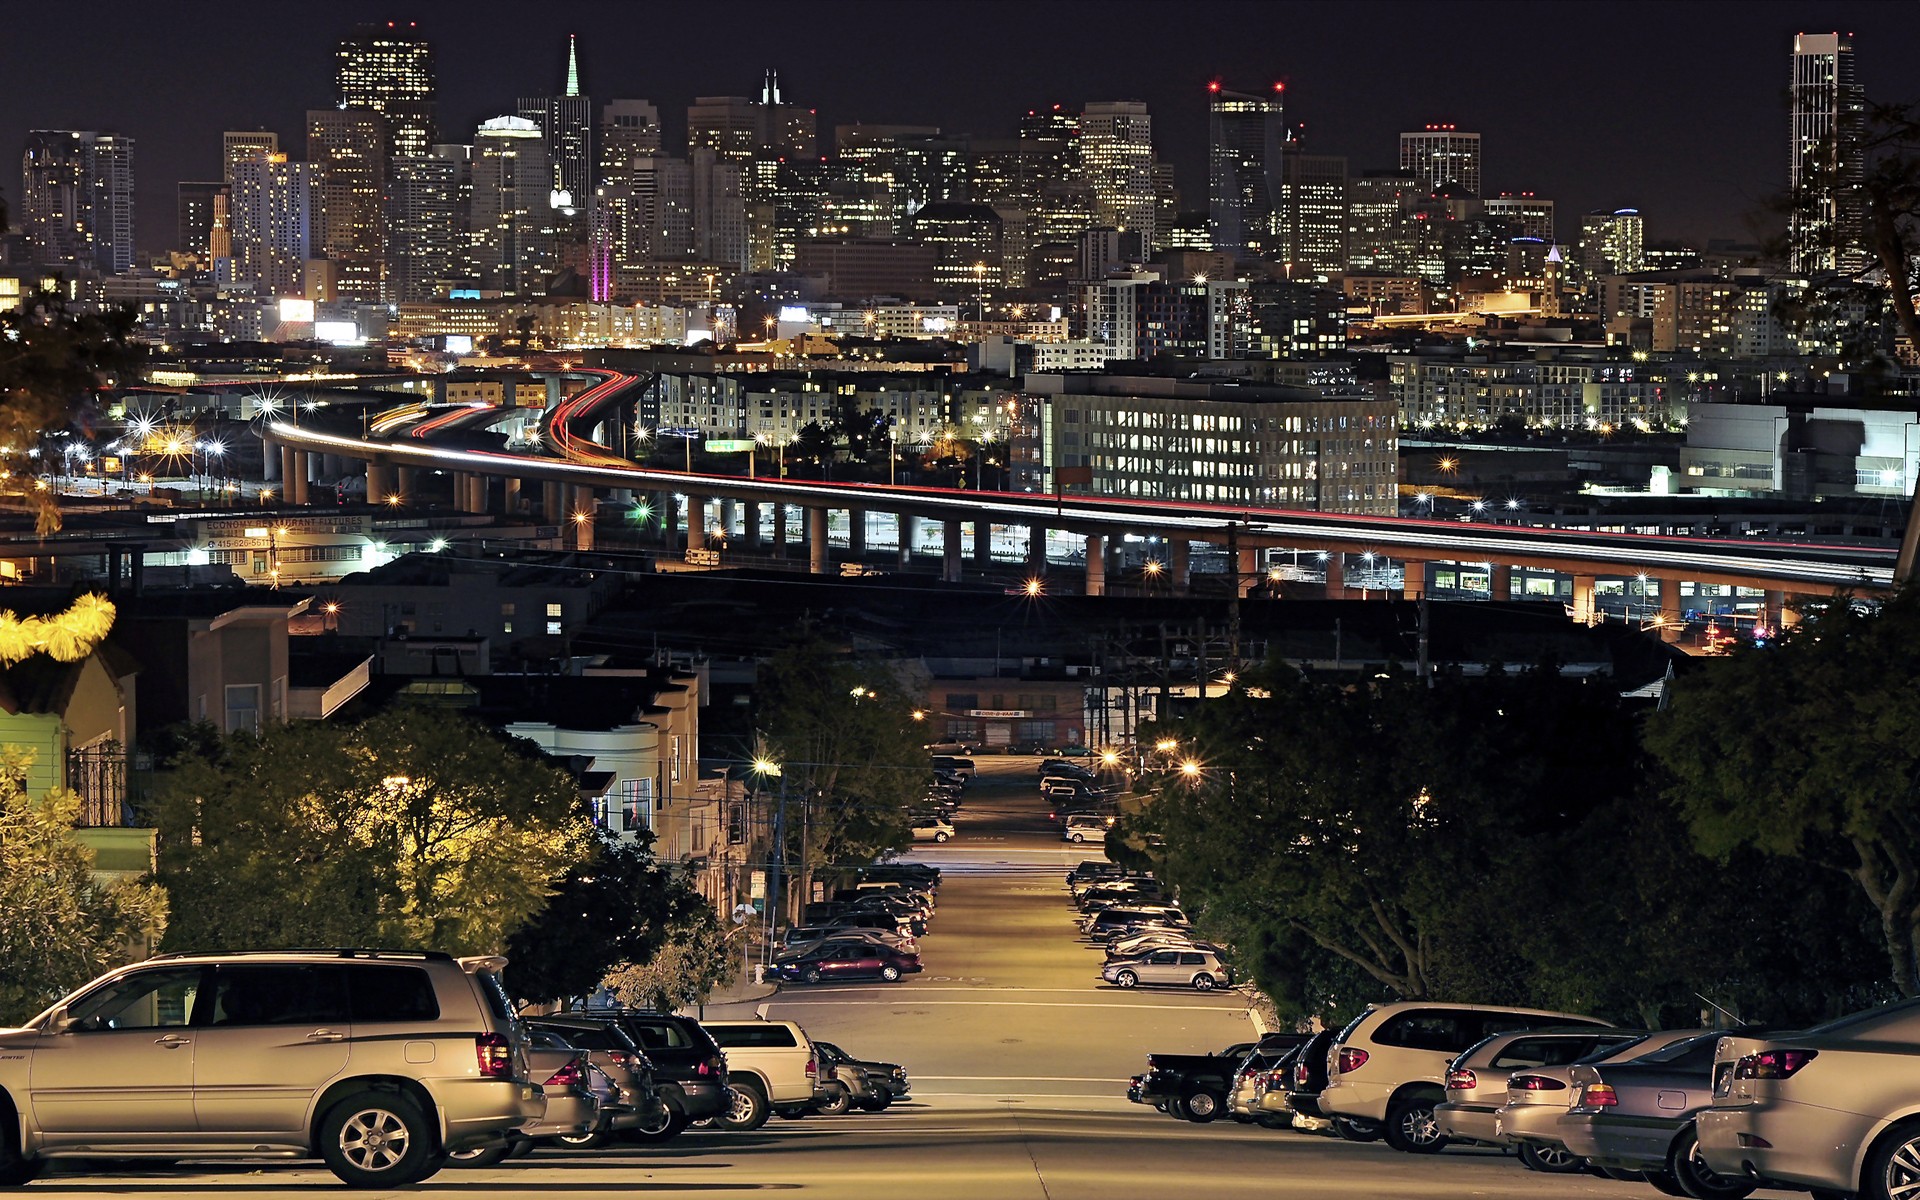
(1511, 1075, 1567, 1091)
(1336, 1047, 1369, 1073)
(475, 1032, 513, 1080)
(609, 1051, 632, 1070)
(1445, 1068, 1478, 1090)
(1735, 1049, 1818, 1079)
(1295, 1061, 1311, 1088)
(1264, 1069, 1287, 1088)
(545, 1056, 585, 1087)
(1579, 1082, 1618, 1107)
(806, 1056, 818, 1080)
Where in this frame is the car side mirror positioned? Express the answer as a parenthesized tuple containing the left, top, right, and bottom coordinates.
(44, 1006, 76, 1033)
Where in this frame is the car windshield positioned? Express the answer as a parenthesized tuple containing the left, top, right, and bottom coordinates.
(1578, 1033, 1653, 1062)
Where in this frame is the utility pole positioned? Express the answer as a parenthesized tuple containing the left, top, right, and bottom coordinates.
(1418, 593, 1432, 687)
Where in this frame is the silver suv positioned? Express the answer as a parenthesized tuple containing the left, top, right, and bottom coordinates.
(0, 949, 541, 1188)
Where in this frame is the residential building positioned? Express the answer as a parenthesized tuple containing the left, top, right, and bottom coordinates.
(20, 130, 135, 275)
(1399, 124, 1481, 196)
(1483, 193, 1555, 242)
(387, 148, 467, 301)
(336, 20, 436, 158)
(470, 116, 555, 295)
(1387, 353, 1672, 431)
(1790, 32, 1867, 273)
(229, 153, 315, 297)
(1080, 101, 1157, 249)
(1207, 84, 1284, 259)
(1247, 281, 1347, 358)
(0, 632, 139, 826)
(176, 181, 224, 261)
(1580, 208, 1646, 279)
(307, 108, 389, 302)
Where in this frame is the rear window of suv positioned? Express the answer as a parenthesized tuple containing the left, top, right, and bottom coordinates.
(705, 1023, 798, 1048)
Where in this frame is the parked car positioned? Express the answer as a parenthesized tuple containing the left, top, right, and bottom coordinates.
(929, 755, 976, 779)
(1317, 1000, 1613, 1154)
(1074, 881, 1168, 911)
(449, 1032, 599, 1167)
(0, 949, 540, 1188)
(768, 940, 923, 985)
(523, 1015, 661, 1148)
(1229, 1043, 1298, 1125)
(804, 1040, 882, 1115)
(1133, 1034, 1310, 1123)
(1063, 813, 1116, 842)
(1083, 905, 1188, 941)
(1559, 1030, 1768, 1194)
(1286, 1029, 1352, 1136)
(782, 926, 918, 956)
(1489, 1029, 1703, 1169)
(1066, 859, 1128, 887)
(699, 1019, 819, 1130)
(859, 861, 941, 889)
(1106, 931, 1221, 961)
(570, 1010, 730, 1140)
(910, 816, 955, 843)
(1040, 759, 1096, 779)
(811, 1040, 909, 1112)
(1101, 946, 1231, 992)
(1697, 998, 1920, 1200)
(1432, 1027, 1643, 1165)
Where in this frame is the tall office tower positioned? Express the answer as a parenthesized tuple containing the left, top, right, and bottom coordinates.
(690, 148, 748, 269)
(517, 35, 593, 210)
(208, 191, 232, 265)
(1207, 84, 1284, 259)
(1483, 193, 1555, 242)
(387, 151, 464, 301)
(910, 202, 1004, 295)
(598, 99, 662, 181)
(20, 131, 135, 275)
(1279, 152, 1348, 280)
(229, 153, 315, 296)
(754, 70, 816, 159)
(177, 181, 225, 260)
(223, 131, 278, 188)
(687, 96, 759, 162)
(611, 156, 693, 260)
(470, 117, 554, 295)
(1790, 32, 1867, 273)
(1579, 208, 1646, 277)
(336, 21, 436, 159)
(307, 109, 389, 302)
(1346, 170, 1421, 273)
(1399, 124, 1481, 196)
(838, 125, 967, 223)
(1080, 101, 1157, 249)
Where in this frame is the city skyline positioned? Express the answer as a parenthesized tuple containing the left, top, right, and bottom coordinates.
(5, 0, 1913, 257)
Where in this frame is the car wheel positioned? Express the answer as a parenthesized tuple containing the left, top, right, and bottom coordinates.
(860, 1092, 893, 1112)
(1191, 973, 1216, 991)
(880, 965, 902, 982)
(0, 1117, 42, 1189)
(626, 1099, 687, 1143)
(1257, 1114, 1292, 1130)
(446, 1143, 511, 1168)
(320, 1090, 443, 1185)
(1644, 1168, 1689, 1196)
(934, 831, 949, 842)
(1332, 1116, 1383, 1143)
(1070, 832, 1085, 842)
(719, 1081, 770, 1132)
(1866, 1123, 1920, 1200)
(1668, 1126, 1756, 1200)
(803, 967, 822, 984)
(1518, 1142, 1586, 1173)
(551, 1128, 606, 1150)
(1114, 969, 1137, 988)
(1182, 1088, 1225, 1123)
(1383, 1096, 1449, 1154)
(815, 1083, 853, 1116)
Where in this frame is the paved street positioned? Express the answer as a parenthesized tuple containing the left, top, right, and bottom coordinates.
(40, 758, 1798, 1198)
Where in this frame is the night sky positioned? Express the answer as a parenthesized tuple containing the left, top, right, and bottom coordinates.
(5, 0, 1913, 257)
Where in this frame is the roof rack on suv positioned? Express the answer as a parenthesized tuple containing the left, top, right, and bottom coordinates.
(148, 948, 454, 962)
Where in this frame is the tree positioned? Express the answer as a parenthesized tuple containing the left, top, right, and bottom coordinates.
(0, 752, 167, 1025)
(1648, 589, 1920, 997)
(504, 828, 712, 1006)
(151, 704, 592, 956)
(756, 639, 924, 919)
(600, 913, 739, 1013)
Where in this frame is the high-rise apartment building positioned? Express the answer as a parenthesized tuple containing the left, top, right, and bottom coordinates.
(336, 21, 436, 159)
(308, 108, 389, 302)
(1080, 101, 1156, 249)
(223, 131, 279, 188)
(689, 148, 748, 271)
(1207, 84, 1284, 259)
(471, 116, 554, 295)
(20, 130, 135, 275)
(1483, 193, 1555, 242)
(1279, 152, 1347, 280)
(1580, 208, 1645, 278)
(598, 100, 663, 180)
(518, 35, 593, 210)
(1790, 32, 1867, 273)
(1346, 170, 1420, 273)
(229, 153, 315, 296)
(177, 181, 225, 260)
(388, 149, 466, 302)
(1399, 125, 1481, 196)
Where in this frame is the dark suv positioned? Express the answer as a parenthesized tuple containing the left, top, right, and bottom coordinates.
(572, 1011, 728, 1140)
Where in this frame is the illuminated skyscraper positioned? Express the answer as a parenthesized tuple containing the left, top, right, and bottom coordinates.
(518, 35, 593, 211)
(1080, 101, 1156, 249)
(307, 108, 389, 301)
(471, 116, 554, 295)
(1579, 208, 1646, 278)
(387, 149, 465, 301)
(1278, 152, 1347, 280)
(1790, 32, 1867, 273)
(1207, 83, 1283, 259)
(20, 130, 135, 275)
(598, 99, 663, 181)
(223, 131, 278, 189)
(336, 21, 436, 159)
(1399, 125, 1481, 196)
(230, 152, 315, 296)
(1483, 193, 1555, 242)
(177, 181, 225, 260)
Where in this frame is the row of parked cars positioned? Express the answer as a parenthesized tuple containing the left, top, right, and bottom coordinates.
(774, 861, 941, 985)
(1064, 860, 1236, 993)
(1128, 992, 1920, 1200)
(0, 947, 912, 1189)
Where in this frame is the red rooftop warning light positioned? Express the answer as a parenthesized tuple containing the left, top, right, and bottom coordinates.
(1208, 81, 1220, 92)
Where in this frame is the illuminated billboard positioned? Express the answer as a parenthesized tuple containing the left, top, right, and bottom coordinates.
(277, 297, 315, 323)
(314, 320, 363, 345)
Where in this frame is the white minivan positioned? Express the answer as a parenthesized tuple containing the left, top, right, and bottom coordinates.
(1062, 813, 1114, 843)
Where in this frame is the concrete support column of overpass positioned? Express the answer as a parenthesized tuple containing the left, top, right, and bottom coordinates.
(1656, 576, 1685, 643)
(900, 515, 918, 566)
(973, 519, 991, 565)
(542, 481, 563, 522)
(1237, 545, 1259, 598)
(1084, 534, 1106, 596)
(397, 467, 418, 505)
(276, 445, 294, 492)
(503, 477, 522, 513)
(943, 519, 963, 582)
(1571, 575, 1599, 626)
(1489, 562, 1512, 601)
(262, 435, 280, 482)
(772, 504, 787, 557)
(656, 492, 679, 551)
(1026, 524, 1046, 575)
(1763, 589, 1792, 634)
(808, 507, 829, 575)
(1402, 560, 1427, 600)
(364, 458, 388, 506)
(572, 487, 595, 550)
(454, 474, 473, 513)
(289, 451, 310, 505)
(686, 496, 707, 552)
(742, 502, 762, 550)
(1169, 539, 1190, 596)
(1322, 552, 1345, 598)
(848, 509, 866, 556)
(719, 498, 737, 544)
(474, 474, 492, 513)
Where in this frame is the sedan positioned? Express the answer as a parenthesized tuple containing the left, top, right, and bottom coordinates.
(1434, 1028, 1643, 1166)
(769, 941, 923, 985)
(1491, 1030, 1706, 1167)
(1698, 998, 1920, 1200)
(1101, 947, 1230, 991)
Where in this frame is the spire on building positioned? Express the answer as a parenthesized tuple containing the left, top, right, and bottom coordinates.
(763, 69, 780, 105)
(565, 34, 580, 97)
